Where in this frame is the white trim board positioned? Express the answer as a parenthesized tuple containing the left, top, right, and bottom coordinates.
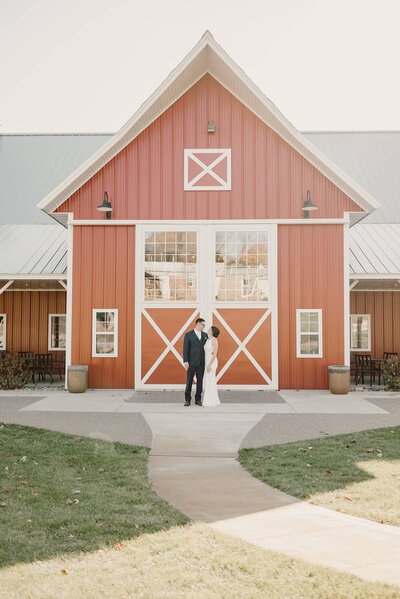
(349, 273, 400, 280)
(68, 218, 349, 226)
(344, 223, 350, 366)
(38, 32, 379, 219)
(0, 274, 67, 280)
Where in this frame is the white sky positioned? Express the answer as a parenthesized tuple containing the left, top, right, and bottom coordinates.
(1, 0, 400, 133)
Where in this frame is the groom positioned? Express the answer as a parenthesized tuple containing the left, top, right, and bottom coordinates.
(183, 318, 208, 406)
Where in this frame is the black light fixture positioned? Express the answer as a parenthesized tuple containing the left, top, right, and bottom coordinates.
(207, 120, 216, 133)
(97, 191, 112, 220)
(303, 190, 318, 218)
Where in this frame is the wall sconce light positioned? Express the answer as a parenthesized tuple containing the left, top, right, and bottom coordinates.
(97, 191, 112, 220)
(303, 190, 318, 218)
(207, 120, 216, 133)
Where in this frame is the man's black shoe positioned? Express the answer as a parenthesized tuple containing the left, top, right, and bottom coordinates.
(184, 401, 191, 406)
(195, 400, 202, 406)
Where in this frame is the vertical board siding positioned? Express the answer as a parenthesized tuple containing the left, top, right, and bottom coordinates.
(278, 225, 345, 389)
(71, 226, 135, 389)
(350, 291, 400, 357)
(0, 291, 66, 357)
(56, 75, 361, 221)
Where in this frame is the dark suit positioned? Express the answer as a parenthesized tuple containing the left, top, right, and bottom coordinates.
(183, 330, 208, 401)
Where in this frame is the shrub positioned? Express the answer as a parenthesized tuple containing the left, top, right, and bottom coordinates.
(0, 353, 30, 390)
(382, 356, 400, 391)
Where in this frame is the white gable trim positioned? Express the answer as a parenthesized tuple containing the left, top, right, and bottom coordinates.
(37, 31, 380, 218)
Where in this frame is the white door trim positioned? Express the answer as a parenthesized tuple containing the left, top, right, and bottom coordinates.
(135, 223, 278, 390)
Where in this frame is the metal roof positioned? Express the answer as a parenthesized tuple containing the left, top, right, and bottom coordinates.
(0, 133, 111, 224)
(0, 225, 67, 276)
(349, 224, 400, 275)
(304, 131, 400, 224)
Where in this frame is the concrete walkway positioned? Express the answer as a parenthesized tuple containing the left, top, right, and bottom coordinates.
(1, 389, 400, 585)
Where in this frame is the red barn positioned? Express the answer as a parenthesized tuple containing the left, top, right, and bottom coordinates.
(33, 32, 380, 390)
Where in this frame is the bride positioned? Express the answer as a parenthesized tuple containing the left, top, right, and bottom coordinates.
(202, 325, 220, 407)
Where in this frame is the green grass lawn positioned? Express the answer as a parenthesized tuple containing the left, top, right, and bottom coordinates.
(0, 423, 189, 568)
(239, 426, 400, 525)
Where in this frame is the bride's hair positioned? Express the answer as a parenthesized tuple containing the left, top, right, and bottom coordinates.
(210, 326, 220, 338)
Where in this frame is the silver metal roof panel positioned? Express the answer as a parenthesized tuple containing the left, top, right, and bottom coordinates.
(0, 224, 67, 275)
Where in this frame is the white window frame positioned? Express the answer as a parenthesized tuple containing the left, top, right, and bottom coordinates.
(141, 224, 200, 306)
(212, 224, 270, 307)
(48, 314, 66, 351)
(0, 314, 6, 351)
(350, 314, 371, 352)
(296, 309, 323, 358)
(184, 149, 231, 191)
(92, 309, 118, 358)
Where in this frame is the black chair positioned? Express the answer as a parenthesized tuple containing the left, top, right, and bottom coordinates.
(18, 351, 34, 362)
(32, 353, 53, 384)
(18, 352, 34, 376)
(354, 354, 380, 386)
(52, 351, 65, 380)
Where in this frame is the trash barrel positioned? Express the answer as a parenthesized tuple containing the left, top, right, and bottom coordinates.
(67, 365, 88, 393)
(328, 365, 350, 395)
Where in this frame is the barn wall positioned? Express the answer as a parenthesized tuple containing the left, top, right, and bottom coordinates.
(0, 290, 66, 358)
(57, 75, 361, 221)
(350, 291, 400, 357)
(71, 225, 135, 388)
(278, 224, 345, 389)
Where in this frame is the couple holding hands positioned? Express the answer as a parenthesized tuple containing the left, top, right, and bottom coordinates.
(182, 318, 220, 407)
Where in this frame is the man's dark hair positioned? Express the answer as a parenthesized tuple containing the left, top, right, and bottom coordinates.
(195, 318, 205, 324)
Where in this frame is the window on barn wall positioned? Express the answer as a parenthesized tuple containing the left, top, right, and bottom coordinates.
(350, 314, 371, 351)
(0, 314, 6, 350)
(214, 231, 268, 302)
(296, 309, 323, 358)
(92, 310, 118, 357)
(48, 315, 66, 350)
(144, 231, 197, 301)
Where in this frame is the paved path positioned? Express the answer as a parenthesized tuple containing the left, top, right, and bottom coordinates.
(1, 389, 400, 586)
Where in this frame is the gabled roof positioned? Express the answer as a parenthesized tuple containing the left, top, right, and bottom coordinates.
(37, 31, 379, 224)
(0, 224, 67, 276)
(0, 134, 111, 224)
(304, 131, 400, 224)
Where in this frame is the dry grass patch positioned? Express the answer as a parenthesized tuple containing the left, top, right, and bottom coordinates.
(309, 460, 400, 524)
(1, 523, 399, 599)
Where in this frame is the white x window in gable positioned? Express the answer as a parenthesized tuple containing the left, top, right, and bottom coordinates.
(184, 149, 231, 191)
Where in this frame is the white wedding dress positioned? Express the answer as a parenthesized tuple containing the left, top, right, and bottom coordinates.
(202, 339, 220, 406)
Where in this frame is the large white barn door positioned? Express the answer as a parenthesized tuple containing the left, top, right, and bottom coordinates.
(135, 224, 277, 389)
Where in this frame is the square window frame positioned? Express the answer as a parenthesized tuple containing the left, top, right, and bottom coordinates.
(184, 149, 231, 191)
(296, 309, 323, 358)
(92, 309, 118, 358)
(213, 225, 270, 306)
(142, 226, 199, 305)
(0, 314, 6, 351)
(349, 314, 371, 352)
(48, 314, 67, 351)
